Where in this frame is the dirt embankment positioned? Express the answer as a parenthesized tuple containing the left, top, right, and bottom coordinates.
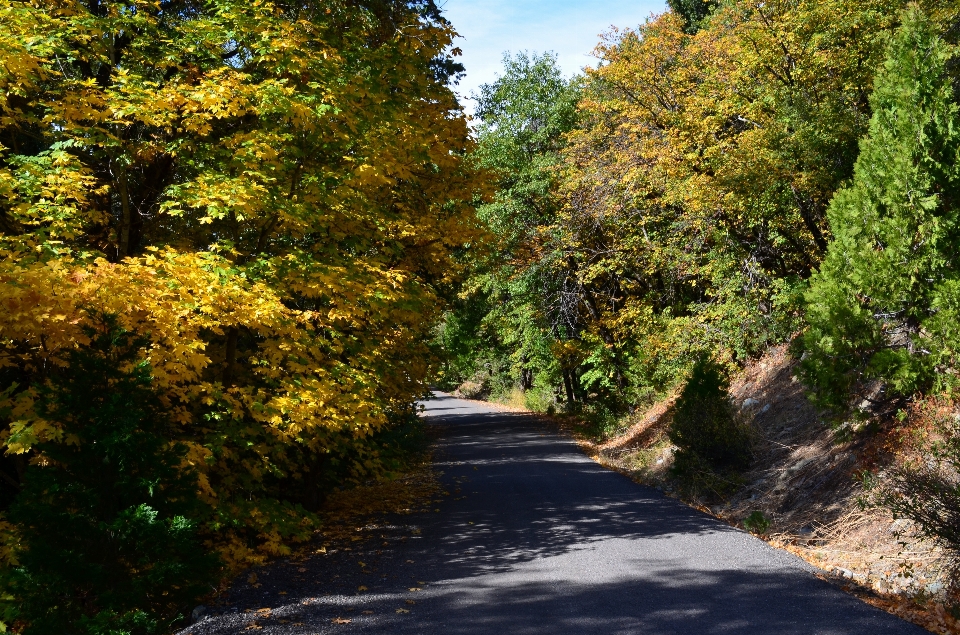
(587, 345, 959, 634)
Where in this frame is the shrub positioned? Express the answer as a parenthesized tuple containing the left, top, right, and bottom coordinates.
(669, 356, 752, 480)
(0, 319, 219, 635)
(743, 511, 771, 536)
(866, 405, 960, 565)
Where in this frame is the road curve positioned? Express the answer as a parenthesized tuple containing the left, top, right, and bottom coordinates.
(183, 392, 925, 635)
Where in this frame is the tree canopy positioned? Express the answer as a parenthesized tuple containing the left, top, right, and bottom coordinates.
(441, 0, 960, 430)
(0, 1, 480, 631)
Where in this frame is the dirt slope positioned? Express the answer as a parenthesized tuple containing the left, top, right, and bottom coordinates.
(590, 345, 958, 634)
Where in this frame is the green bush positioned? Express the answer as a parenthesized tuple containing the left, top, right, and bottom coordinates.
(669, 356, 752, 480)
(743, 511, 771, 536)
(0, 319, 219, 635)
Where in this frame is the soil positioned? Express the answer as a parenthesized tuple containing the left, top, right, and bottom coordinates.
(584, 344, 960, 634)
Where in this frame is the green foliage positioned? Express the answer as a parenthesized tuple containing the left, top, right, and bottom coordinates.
(441, 52, 583, 403)
(0, 318, 219, 635)
(743, 511, 771, 536)
(667, 0, 714, 33)
(669, 357, 752, 479)
(801, 7, 960, 411)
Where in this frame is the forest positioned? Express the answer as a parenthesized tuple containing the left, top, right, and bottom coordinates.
(443, 0, 960, 616)
(1, 0, 960, 633)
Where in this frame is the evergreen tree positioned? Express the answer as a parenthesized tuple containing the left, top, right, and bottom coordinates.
(669, 356, 752, 477)
(801, 7, 960, 411)
(667, 0, 714, 33)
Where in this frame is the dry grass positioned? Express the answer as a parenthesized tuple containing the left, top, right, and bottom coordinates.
(591, 345, 960, 634)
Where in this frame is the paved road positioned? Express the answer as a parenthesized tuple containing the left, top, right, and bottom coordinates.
(184, 393, 924, 635)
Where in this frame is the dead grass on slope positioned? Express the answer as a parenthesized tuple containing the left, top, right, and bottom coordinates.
(591, 345, 960, 634)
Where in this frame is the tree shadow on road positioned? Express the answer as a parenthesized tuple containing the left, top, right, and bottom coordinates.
(182, 406, 923, 635)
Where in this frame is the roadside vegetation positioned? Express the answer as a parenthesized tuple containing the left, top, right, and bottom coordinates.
(0, 1, 479, 633)
(438, 1, 960, 630)
(6, 0, 960, 633)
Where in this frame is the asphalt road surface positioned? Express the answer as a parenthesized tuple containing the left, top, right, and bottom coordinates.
(182, 392, 925, 635)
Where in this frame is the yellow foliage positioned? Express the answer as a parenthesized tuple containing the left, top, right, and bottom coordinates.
(0, 0, 482, 568)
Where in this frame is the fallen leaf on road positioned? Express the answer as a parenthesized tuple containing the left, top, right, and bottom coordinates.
(362, 610, 374, 615)
(298, 567, 307, 572)
(417, 581, 426, 584)
(247, 573, 258, 584)
(406, 559, 415, 563)
(396, 609, 410, 614)
(357, 561, 366, 567)
(332, 617, 351, 624)
(358, 585, 368, 591)
(278, 591, 287, 595)
(408, 587, 421, 592)
(406, 600, 416, 605)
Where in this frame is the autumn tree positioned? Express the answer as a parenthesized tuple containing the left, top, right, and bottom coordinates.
(444, 1, 950, 427)
(551, 0, 911, 400)
(0, 0, 480, 631)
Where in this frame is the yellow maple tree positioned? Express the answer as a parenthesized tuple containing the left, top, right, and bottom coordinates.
(0, 0, 481, 569)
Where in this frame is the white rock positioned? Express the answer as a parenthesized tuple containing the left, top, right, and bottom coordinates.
(925, 582, 945, 595)
(888, 518, 912, 534)
(742, 398, 760, 410)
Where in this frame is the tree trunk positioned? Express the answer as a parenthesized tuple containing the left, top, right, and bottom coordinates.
(222, 327, 238, 386)
(117, 164, 132, 258)
(562, 368, 576, 409)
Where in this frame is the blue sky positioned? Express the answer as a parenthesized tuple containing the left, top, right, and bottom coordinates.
(440, 0, 667, 113)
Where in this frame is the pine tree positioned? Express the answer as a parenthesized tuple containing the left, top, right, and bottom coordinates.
(667, 0, 713, 33)
(669, 356, 752, 477)
(801, 7, 960, 411)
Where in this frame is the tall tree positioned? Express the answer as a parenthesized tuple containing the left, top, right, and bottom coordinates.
(443, 52, 582, 405)
(0, 2, 481, 627)
(801, 6, 960, 411)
